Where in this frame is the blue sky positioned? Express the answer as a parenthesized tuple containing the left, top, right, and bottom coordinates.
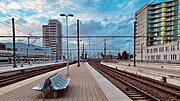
(0, 0, 165, 55)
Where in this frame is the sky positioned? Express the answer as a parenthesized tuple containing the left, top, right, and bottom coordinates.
(0, 0, 165, 56)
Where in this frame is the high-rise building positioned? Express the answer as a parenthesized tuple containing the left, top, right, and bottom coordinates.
(147, 0, 179, 46)
(135, 4, 148, 62)
(135, 0, 180, 63)
(43, 19, 62, 61)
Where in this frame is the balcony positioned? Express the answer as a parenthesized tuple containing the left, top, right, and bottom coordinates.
(149, 19, 162, 23)
(149, 29, 161, 33)
(165, 12, 178, 17)
(149, 25, 156, 28)
(165, 7, 178, 12)
(165, 17, 178, 22)
(149, 16, 156, 19)
(165, 22, 178, 26)
(165, 2, 178, 8)
(149, 24, 162, 28)
(149, 15, 162, 19)
(148, 10, 162, 15)
(148, 5, 162, 10)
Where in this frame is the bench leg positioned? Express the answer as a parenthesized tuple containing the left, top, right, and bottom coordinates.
(42, 92, 46, 98)
(53, 91, 57, 97)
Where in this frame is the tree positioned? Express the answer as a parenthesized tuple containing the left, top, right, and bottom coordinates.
(101, 53, 105, 59)
(122, 51, 128, 60)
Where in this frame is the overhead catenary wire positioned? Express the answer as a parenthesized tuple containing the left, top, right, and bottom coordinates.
(79, 21, 92, 45)
(109, 0, 157, 36)
(96, 0, 157, 48)
(0, 20, 31, 36)
(0, 4, 40, 44)
(93, 0, 141, 47)
(0, 5, 41, 45)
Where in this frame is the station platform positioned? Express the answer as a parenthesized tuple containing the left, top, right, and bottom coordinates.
(0, 61, 66, 73)
(0, 62, 131, 101)
(102, 61, 180, 86)
(102, 61, 180, 77)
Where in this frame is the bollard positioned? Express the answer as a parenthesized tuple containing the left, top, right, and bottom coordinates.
(161, 77, 166, 83)
(116, 66, 117, 69)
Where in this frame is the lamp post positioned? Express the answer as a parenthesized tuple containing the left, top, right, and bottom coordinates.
(60, 14, 74, 76)
(127, 39, 132, 66)
(18, 39, 24, 67)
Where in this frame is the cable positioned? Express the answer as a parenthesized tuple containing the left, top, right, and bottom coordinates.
(97, 0, 157, 46)
(119, 0, 138, 18)
(0, 20, 30, 36)
(0, 19, 11, 28)
(0, 6, 18, 17)
(0, 5, 35, 37)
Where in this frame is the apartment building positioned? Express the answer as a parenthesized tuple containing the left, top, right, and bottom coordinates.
(134, 4, 148, 62)
(43, 19, 62, 61)
(135, 0, 180, 63)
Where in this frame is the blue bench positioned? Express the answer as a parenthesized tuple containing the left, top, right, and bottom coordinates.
(32, 77, 51, 97)
(50, 73, 70, 97)
(32, 73, 70, 97)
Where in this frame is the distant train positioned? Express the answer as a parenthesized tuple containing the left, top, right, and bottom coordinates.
(0, 56, 9, 62)
(0, 49, 51, 63)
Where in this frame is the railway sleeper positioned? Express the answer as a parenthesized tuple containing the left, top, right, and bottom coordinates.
(125, 92, 141, 95)
(132, 97, 149, 101)
(128, 94, 145, 97)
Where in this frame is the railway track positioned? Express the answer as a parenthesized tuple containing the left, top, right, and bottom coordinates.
(0, 61, 76, 87)
(89, 61, 180, 101)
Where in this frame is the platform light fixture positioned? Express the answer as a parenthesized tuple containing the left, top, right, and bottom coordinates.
(60, 14, 74, 76)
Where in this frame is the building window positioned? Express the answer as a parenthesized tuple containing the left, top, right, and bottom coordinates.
(50, 23, 56, 25)
(50, 30, 56, 32)
(171, 45, 175, 51)
(164, 55, 168, 60)
(156, 55, 161, 60)
(154, 48, 158, 52)
(159, 47, 164, 52)
(147, 49, 149, 53)
(45, 28, 49, 30)
(151, 55, 155, 60)
(165, 46, 169, 51)
(50, 28, 56, 30)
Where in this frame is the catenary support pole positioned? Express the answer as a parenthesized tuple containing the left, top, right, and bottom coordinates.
(77, 19, 80, 67)
(134, 21, 136, 66)
(12, 18, 17, 68)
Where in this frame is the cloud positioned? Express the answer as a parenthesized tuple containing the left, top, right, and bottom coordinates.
(16, 18, 27, 24)
(0, 0, 148, 52)
(68, 20, 103, 36)
(6, 1, 21, 9)
(116, 1, 127, 8)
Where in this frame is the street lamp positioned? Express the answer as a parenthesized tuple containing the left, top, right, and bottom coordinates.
(60, 14, 74, 76)
(18, 39, 24, 67)
(127, 39, 132, 66)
